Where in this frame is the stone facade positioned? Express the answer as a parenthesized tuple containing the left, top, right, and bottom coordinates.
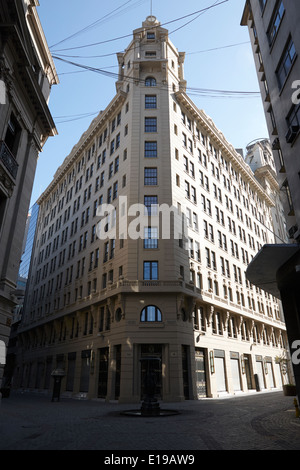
(244, 138, 288, 244)
(14, 16, 291, 403)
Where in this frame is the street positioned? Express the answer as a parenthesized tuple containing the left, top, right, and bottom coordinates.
(0, 390, 299, 451)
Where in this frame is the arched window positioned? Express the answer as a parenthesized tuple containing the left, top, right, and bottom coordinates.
(140, 305, 162, 322)
(145, 76, 156, 87)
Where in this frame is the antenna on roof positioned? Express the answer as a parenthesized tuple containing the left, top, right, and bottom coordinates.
(150, 0, 153, 16)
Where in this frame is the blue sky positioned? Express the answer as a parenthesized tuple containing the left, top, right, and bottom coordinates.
(31, 0, 268, 207)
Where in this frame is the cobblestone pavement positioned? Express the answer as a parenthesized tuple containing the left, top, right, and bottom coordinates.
(0, 390, 299, 451)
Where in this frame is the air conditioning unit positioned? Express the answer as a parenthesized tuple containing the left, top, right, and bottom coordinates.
(288, 225, 298, 239)
(285, 125, 299, 144)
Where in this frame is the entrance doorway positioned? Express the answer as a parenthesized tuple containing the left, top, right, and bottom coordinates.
(266, 360, 275, 388)
(98, 347, 109, 398)
(214, 350, 227, 393)
(195, 348, 207, 398)
(140, 344, 162, 399)
(230, 353, 242, 392)
(256, 359, 266, 390)
(244, 354, 255, 390)
(114, 345, 121, 400)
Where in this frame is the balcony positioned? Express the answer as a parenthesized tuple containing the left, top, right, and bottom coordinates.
(0, 140, 18, 181)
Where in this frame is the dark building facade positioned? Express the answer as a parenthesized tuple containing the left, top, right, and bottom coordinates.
(242, 0, 300, 402)
(0, 0, 58, 396)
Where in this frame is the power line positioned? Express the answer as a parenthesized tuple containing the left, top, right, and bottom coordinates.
(53, 41, 250, 64)
(51, 1, 235, 64)
(51, 1, 229, 52)
(169, 0, 220, 35)
(54, 112, 99, 124)
(50, 55, 260, 125)
(52, 54, 260, 97)
(186, 41, 250, 55)
(50, 0, 147, 49)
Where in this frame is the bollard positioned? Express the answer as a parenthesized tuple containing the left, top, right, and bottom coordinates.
(293, 398, 300, 418)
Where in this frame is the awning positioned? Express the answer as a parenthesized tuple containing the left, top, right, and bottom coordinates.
(246, 244, 300, 298)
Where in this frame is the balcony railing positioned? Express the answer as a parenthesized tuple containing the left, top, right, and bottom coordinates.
(0, 140, 18, 180)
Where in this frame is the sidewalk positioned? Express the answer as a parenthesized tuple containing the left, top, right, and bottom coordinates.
(0, 390, 299, 451)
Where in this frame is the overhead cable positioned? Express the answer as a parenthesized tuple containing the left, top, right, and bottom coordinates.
(51, 1, 229, 52)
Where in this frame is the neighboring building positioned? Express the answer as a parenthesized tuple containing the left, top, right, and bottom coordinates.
(18, 203, 40, 284)
(244, 138, 288, 244)
(0, 0, 58, 395)
(2, 203, 40, 393)
(15, 16, 290, 403)
(242, 0, 300, 402)
(241, 0, 300, 242)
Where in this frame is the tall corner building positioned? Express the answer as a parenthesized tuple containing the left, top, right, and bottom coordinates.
(15, 16, 291, 403)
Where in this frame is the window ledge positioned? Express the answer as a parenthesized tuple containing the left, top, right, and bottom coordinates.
(139, 322, 165, 328)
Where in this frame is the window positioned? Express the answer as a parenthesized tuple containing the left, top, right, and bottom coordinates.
(4, 112, 21, 157)
(144, 227, 158, 249)
(113, 181, 118, 200)
(110, 239, 115, 259)
(193, 212, 198, 231)
(205, 248, 216, 269)
(107, 187, 112, 203)
(110, 139, 115, 155)
(147, 32, 155, 40)
(144, 195, 158, 215)
(145, 95, 157, 108)
(143, 261, 158, 280)
(191, 186, 197, 203)
(195, 241, 200, 261)
(109, 162, 114, 179)
(186, 208, 192, 227)
(185, 181, 190, 199)
(267, 1, 285, 46)
(276, 37, 296, 89)
(140, 305, 162, 322)
(145, 141, 157, 158)
(184, 156, 188, 172)
(114, 156, 119, 173)
(145, 117, 157, 132)
(103, 242, 109, 262)
(117, 112, 121, 125)
(286, 103, 300, 138)
(144, 167, 157, 185)
(145, 77, 156, 87)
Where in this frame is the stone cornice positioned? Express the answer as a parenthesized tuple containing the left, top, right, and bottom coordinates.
(254, 165, 280, 192)
(26, 2, 59, 86)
